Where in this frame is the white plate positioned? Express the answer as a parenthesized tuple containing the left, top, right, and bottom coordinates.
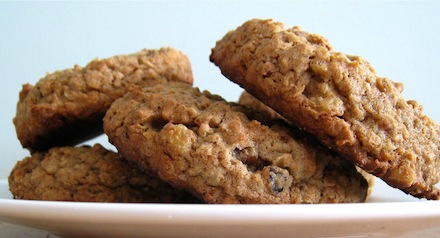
(1, 179, 439, 238)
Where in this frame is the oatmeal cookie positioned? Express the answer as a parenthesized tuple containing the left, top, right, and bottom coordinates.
(210, 19, 440, 199)
(14, 47, 193, 152)
(238, 91, 375, 198)
(8, 144, 198, 203)
(103, 82, 369, 204)
(238, 91, 286, 121)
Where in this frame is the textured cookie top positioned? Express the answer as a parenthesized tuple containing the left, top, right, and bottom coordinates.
(14, 47, 193, 151)
(238, 90, 375, 198)
(104, 82, 368, 204)
(210, 19, 440, 199)
(8, 144, 198, 203)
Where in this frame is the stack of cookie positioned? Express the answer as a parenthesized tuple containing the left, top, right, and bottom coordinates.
(103, 82, 370, 203)
(10, 19, 439, 204)
(9, 47, 199, 203)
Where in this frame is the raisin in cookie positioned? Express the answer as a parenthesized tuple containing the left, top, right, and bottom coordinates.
(8, 144, 198, 203)
(210, 19, 440, 200)
(238, 90, 375, 199)
(103, 82, 369, 204)
(14, 47, 193, 152)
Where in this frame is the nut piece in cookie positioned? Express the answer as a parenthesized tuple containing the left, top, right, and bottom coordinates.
(8, 144, 199, 203)
(210, 18, 439, 200)
(14, 47, 193, 152)
(103, 82, 369, 204)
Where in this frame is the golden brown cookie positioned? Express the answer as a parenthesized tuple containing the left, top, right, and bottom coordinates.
(238, 90, 375, 199)
(8, 144, 199, 203)
(238, 91, 286, 121)
(103, 82, 369, 204)
(210, 19, 440, 200)
(14, 47, 193, 152)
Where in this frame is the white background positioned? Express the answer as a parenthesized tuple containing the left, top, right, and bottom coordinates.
(2, 1, 440, 196)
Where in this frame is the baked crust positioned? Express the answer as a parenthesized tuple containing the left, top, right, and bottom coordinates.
(238, 90, 375, 199)
(14, 47, 193, 152)
(8, 144, 198, 203)
(103, 82, 368, 204)
(210, 19, 440, 199)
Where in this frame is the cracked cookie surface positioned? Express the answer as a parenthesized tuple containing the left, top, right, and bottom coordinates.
(8, 144, 198, 203)
(103, 82, 368, 204)
(14, 47, 193, 151)
(210, 19, 440, 199)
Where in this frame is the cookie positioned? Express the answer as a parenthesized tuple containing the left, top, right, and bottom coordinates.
(238, 90, 375, 199)
(210, 19, 440, 199)
(103, 82, 369, 204)
(14, 47, 193, 152)
(8, 144, 198, 203)
(238, 90, 286, 121)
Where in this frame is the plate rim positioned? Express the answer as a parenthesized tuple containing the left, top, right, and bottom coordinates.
(1, 180, 440, 237)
